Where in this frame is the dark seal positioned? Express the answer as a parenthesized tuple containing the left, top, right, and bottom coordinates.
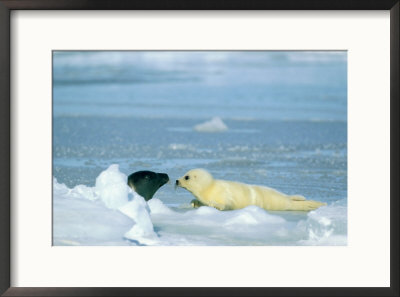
(127, 171, 169, 201)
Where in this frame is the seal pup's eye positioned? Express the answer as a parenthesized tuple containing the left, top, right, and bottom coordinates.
(185, 175, 190, 180)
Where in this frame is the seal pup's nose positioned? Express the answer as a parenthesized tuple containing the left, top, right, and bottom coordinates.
(175, 180, 179, 185)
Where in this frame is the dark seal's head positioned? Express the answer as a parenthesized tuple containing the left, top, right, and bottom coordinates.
(127, 171, 169, 201)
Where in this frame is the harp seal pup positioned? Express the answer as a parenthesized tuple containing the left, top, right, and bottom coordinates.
(127, 171, 169, 201)
(176, 168, 326, 211)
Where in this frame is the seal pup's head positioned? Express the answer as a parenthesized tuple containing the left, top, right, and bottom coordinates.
(127, 171, 169, 201)
(175, 168, 213, 197)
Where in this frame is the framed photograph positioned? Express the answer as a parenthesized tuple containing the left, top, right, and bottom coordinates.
(1, 1, 398, 296)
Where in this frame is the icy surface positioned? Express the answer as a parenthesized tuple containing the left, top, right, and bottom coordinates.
(53, 166, 347, 246)
(53, 181, 134, 246)
(53, 165, 159, 246)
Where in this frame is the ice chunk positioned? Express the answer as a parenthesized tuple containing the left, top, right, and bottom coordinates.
(194, 117, 228, 133)
(297, 200, 347, 246)
(119, 195, 158, 245)
(95, 164, 129, 209)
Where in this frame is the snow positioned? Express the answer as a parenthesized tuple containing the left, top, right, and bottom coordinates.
(95, 164, 129, 209)
(53, 164, 158, 246)
(194, 117, 228, 133)
(53, 165, 347, 246)
(119, 196, 159, 245)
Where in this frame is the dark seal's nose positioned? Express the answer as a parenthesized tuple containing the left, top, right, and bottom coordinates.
(160, 173, 169, 183)
(175, 180, 179, 186)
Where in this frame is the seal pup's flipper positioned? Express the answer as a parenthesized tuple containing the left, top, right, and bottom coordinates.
(290, 195, 306, 201)
(127, 171, 169, 201)
(190, 199, 206, 208)
(290, 200, 327, 211)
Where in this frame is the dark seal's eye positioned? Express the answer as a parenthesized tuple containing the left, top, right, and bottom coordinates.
(185, 175, 190, 180)
(145, 175, 149, 179)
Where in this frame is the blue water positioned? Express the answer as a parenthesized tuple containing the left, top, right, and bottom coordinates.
(52, 51, 347, 245)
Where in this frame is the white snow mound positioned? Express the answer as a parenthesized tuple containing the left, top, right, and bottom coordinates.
(194, 117, 228, 133)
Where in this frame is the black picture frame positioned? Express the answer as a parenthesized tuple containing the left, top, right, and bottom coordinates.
(0, 1, 399, 296)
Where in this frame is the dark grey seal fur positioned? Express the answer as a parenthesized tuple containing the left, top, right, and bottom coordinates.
(127, 171, 169, 201)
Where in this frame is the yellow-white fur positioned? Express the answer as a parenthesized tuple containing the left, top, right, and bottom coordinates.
(176, 169, 326, 211)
